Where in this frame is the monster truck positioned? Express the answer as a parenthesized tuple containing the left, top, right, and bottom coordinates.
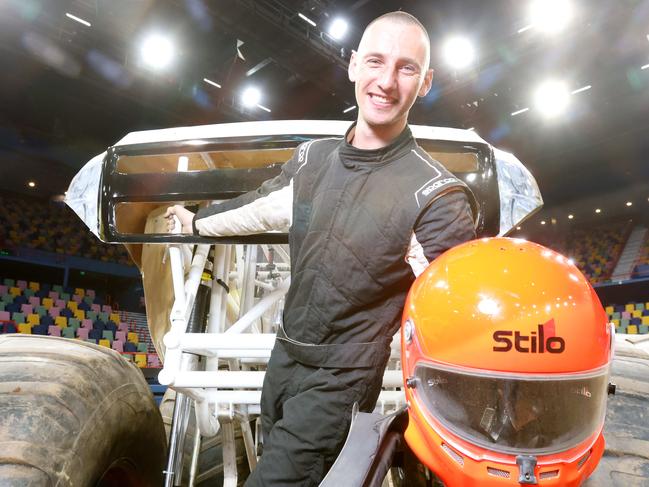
(0, 120, 644, 486)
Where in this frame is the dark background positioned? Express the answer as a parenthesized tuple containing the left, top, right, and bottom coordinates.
(1, 0, 648, 232)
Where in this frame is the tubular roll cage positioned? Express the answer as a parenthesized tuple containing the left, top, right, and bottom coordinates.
(96, 130, 503, 486)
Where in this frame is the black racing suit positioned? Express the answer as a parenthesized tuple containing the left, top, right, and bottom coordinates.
(193, 124, 477, 486)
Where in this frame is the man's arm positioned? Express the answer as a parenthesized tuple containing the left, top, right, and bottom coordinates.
(406, 190, 476, 277)
(165, 143, 305, 236)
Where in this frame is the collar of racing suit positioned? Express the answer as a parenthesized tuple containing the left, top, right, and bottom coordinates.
(339, 122, 416, 168)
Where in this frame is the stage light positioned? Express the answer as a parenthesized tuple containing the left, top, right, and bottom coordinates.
(203, 78, 221, 88)
(27, 181, 36, 188)
(571, 85, 591, 94)
(65, 13, 91, 27)
(568, 214, 574, 219)
(442, 36, 475, 70)
(626, 201, 633, 207)
(329, 18, 348, 40)
(533, 79, 570, 118)
(342, 105, 356, 113)
(595, 208, 601, 213)
(241, 87, 262, 108)
(511, 107, 529, 116)
(140, 34, 175, 70)
(541, 220, 546, 225)
(298, 13, 316, 27)
(529, 0, 573, 34)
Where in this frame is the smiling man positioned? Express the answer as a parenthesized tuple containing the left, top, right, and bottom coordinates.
(166, 11, 477, 486)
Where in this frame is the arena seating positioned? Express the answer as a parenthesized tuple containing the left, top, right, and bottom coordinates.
(632, 237, 649, 279)
(0, 192, 133, 266)
(606, 302, 649, 334)
(0, 277, 161, 368)
(552, 222, 630, 284)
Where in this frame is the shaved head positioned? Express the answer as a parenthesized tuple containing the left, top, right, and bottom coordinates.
(358, 11, 431, 69)
(348, 10, 434, 147)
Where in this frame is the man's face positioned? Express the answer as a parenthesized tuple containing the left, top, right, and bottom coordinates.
(349, 20, 433, 132)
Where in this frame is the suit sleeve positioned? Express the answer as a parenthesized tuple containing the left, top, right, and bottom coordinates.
(191, 144, 303, 237)
(405, 189, 476, 276)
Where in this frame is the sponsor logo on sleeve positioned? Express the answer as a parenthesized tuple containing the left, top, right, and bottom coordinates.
(414, 176, 456, 208)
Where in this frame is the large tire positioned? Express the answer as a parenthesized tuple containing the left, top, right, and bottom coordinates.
(160, 388, 251, 486)
(585, 350, 649, 486)
(0, 334, 166, 486)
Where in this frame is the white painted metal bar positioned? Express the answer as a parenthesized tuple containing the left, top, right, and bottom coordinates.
(195, 396, 220, 437)
(224, 279, 289, 334)
(168, 369, 404, 389)
(179, 333, 276, 350)
(174, 389, 406, 408)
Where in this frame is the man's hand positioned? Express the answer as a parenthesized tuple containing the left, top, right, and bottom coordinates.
(164, 205, 195, 234)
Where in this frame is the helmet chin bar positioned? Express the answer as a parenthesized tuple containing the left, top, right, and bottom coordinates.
(516, 455, 538, 485)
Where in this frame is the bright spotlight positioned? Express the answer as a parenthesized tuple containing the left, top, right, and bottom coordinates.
(241, 87, 261, 108)
(533, 80, 570, 118)
(329, 18, 348, 40)
(140, 34, 175, 70)
(529, 0, 573, 34)
(442, 36, 475, 70)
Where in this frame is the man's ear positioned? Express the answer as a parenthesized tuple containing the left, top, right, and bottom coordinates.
(348, 50, 358, 83)
(418, 68, 434, 97)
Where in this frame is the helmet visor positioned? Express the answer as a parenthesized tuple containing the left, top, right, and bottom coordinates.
(414, 363, 608, 455)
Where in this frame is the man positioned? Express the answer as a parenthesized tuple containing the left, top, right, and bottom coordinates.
(166, 11, 476, 486)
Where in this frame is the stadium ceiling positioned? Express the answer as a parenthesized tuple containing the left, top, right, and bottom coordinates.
(1, 0, 648, 220)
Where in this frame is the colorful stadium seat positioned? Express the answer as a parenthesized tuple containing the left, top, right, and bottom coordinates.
(27, 314, 40, 325)
(99, 339, 111, 348)
(55, 316, 67, 328)
(89, 329, 102, 341)
(18, 323, 31, 334)
(127, 332, 139, 344)
(112, 340, 124, 352)
(48, 325, 61, 337)
(76, 328, 90, 340)
(32, 324, 48, 335)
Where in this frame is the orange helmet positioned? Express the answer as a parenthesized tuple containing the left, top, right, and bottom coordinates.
(401, 237, 612, 486)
